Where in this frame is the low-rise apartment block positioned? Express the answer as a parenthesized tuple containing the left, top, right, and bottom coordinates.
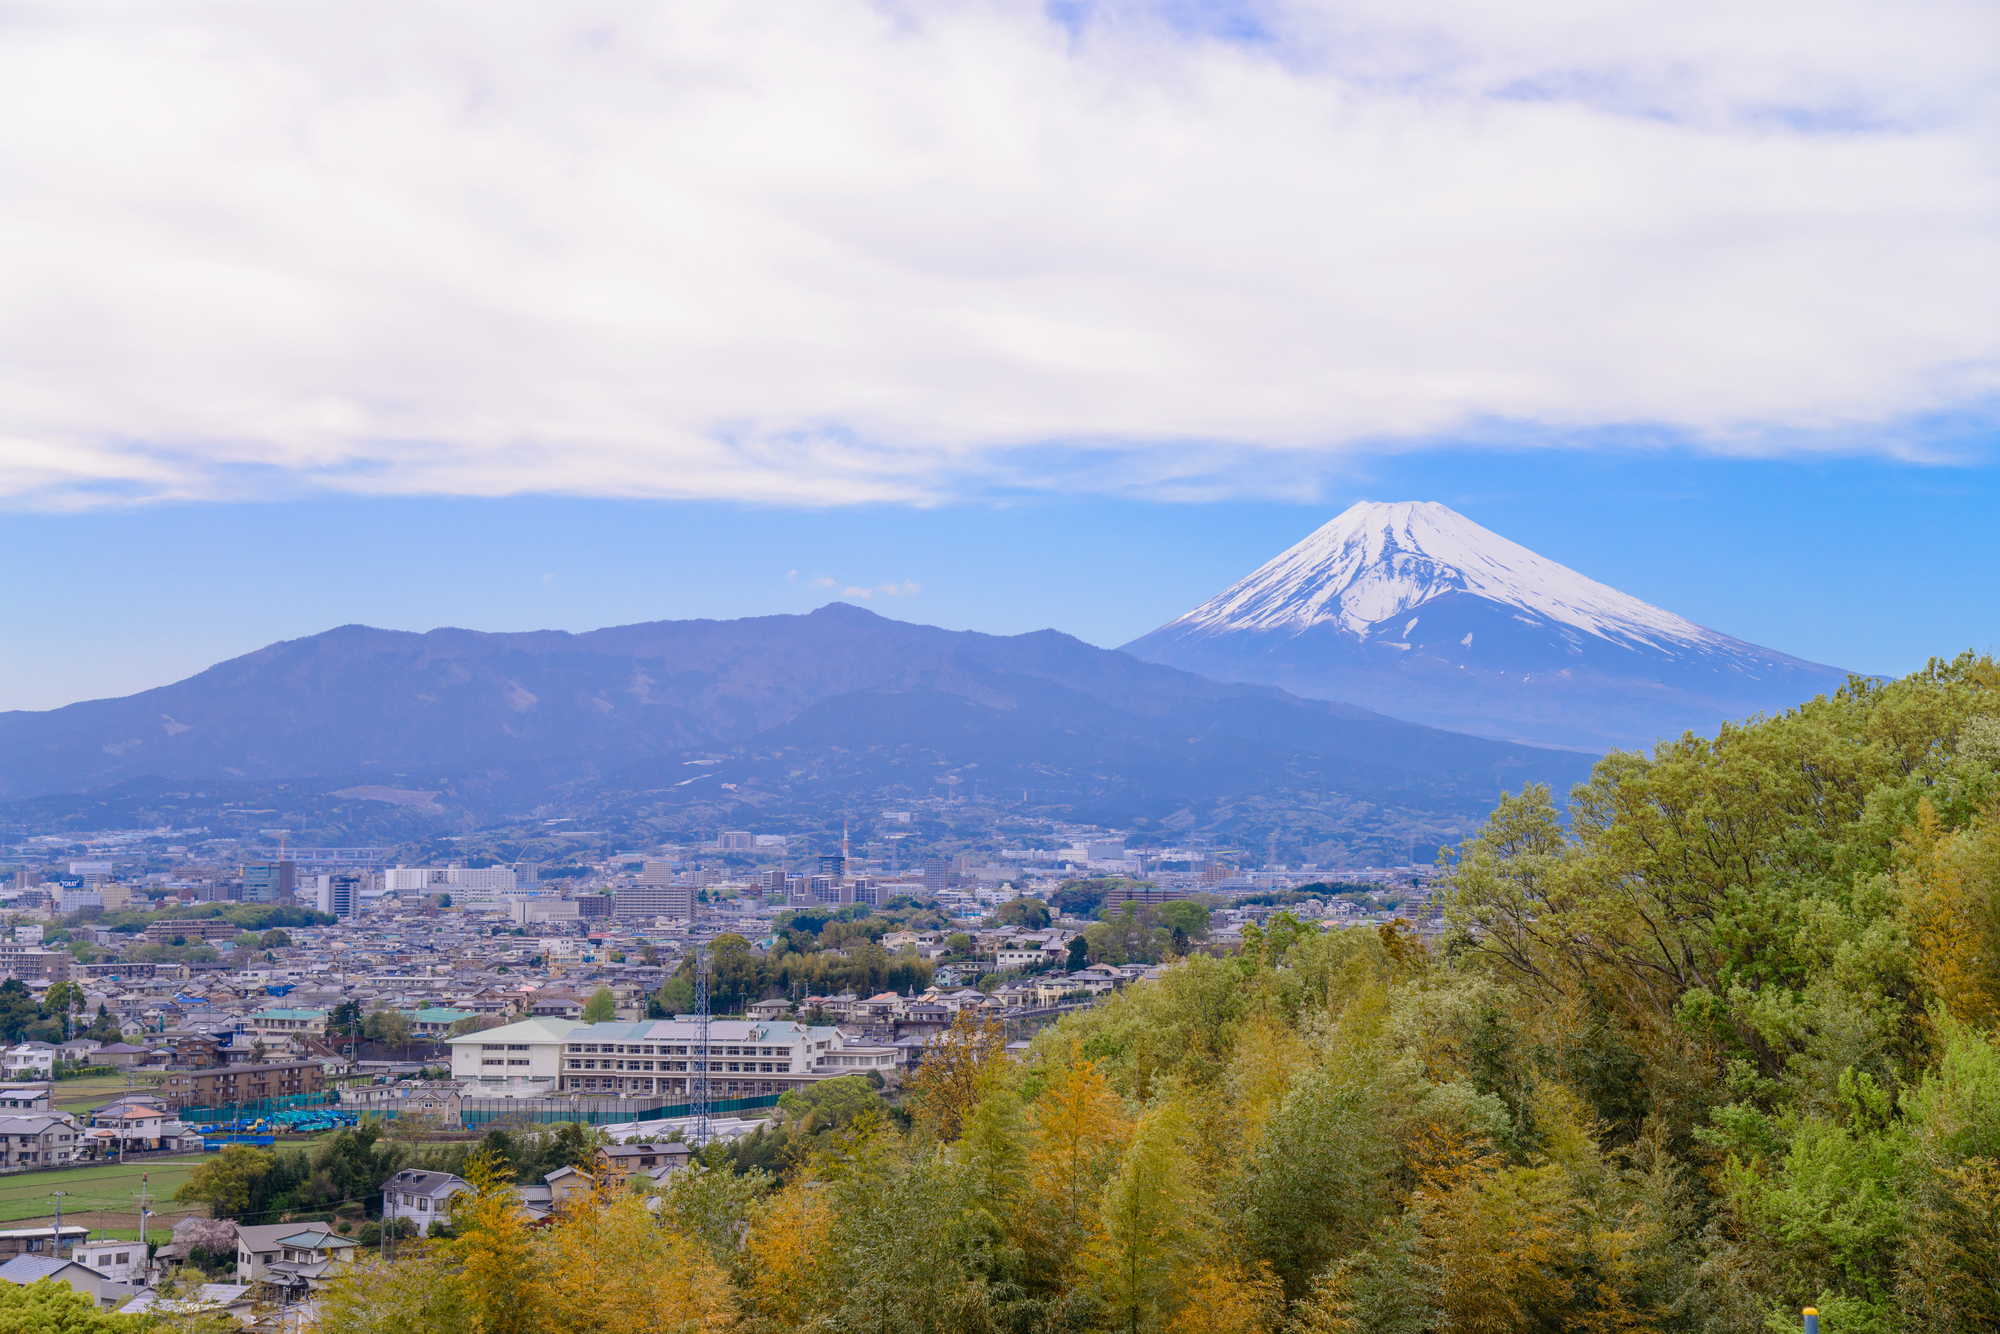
(159, 1060, 325, 1111)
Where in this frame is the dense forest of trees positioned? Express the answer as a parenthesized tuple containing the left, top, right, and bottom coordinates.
(204, 654, 2000, 1331)
(652, 927, 935, 1014)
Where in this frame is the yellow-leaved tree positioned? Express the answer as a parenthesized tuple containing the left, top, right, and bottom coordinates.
(907, 1009, 1010, 1141)
(542, 1188, 736, 1334)
(315, 1252, 473, 1334)
(741, 1180, 832, 1332)
(1898, 797, 2000, 1026)
(1015, 1043, 1131, 1294)
(447, 1150, 545, 1334)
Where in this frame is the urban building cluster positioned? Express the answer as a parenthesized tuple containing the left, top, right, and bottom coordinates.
(0, 817, 1443, 1319)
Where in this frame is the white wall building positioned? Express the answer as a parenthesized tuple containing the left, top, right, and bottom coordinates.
(445, 867, 518, 891)
(447, 1017, 863, 1101)
(2, 1045, 54, 1079)
(381, 1169, 469, 1229)
(382, 866, 440, 894)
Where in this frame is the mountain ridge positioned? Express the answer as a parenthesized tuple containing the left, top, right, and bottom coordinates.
(0, 603, 1596, 859)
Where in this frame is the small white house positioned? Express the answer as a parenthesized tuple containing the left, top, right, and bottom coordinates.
(381, 1168, 470, 1229)
(1, 1045, 53, 1080)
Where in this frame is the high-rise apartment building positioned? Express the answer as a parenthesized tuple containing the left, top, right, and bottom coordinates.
(313, 872, 363, 919)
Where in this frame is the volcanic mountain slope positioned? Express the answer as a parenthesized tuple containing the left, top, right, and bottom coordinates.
(1123, 501, 1852, 752)
(0, 603, 1593, 854)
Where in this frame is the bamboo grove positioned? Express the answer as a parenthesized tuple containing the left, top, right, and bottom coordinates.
(304, 653, 2000, 1334)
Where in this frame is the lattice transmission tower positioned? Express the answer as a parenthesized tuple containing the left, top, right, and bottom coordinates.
(692, 939, 711, 1146)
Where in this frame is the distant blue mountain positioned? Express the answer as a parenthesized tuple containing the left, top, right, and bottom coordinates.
(0, 603, 1593, 856)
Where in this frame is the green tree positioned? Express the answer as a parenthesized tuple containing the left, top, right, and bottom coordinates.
(777, 1074, 882, 1134)
(0, 1276, 141, 1333)
(1247, 1065, 1400, 1296)
(1093, 1100, 1208, 1333)
(363, 1011, 413, 1048)
(42, 981, 87, 1040)
(582, 987, 616, 1023)
(0, 979, 38, 1043)
(325, 999, 364, 1040)
(175, 1144, 275, 1218)
(1157, 900, 1210, 941)
(990, 896, 1052, 929)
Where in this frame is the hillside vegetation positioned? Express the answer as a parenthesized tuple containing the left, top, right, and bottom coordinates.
(298, 654, 2000, 1332)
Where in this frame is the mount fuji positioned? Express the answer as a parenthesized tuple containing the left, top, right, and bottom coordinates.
(1122, 501, 1851, 752)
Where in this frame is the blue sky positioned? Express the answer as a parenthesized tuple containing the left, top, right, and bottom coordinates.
(2, 1, 1995, 710)
(5, 444, 1994, 712)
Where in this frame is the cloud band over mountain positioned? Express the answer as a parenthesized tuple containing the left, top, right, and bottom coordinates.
(2, 0, 1996, 509)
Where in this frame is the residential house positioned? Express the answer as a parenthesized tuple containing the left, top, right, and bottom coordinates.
(543, 1164, 594, 1209)
(237, 1224, 358, 1290)
(528, 992, 586, 1019)
(0, 1225, 88, 1261)
(854, 993, 904, 1022)
(992, 940, 1068, 972)
(992, 979, 1041, 1009)
(593, 1142, 691, 1189)
(1032, 972, 1113, 1006)
(68, 1234, 144, 1286)
(233, 1222, 310, 1282)
(53, 1039, 101, 1066)
(90, 1099, 179, 1152)
(244, 1007, 328, 1055)
(341, 1079, 466, 1126)
(91, 1042, 151, 1068)
(381, 1169, 469, 1229)
(0, 1085, 49, 1113)
(0, 1115, 80, 1168)
(0, 1255, 131, 1310)
(159, 1032, 222, 1068)
(118, 1282, 257, 1325)
(2, 1044, 54, 1079)
(403, 1007, 478, 1036)
(893, 1002, 953, 1039)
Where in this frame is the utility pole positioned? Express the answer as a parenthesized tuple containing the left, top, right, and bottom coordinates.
(136, 1174, 150, 1262)
(51, 1191, 65, 1259)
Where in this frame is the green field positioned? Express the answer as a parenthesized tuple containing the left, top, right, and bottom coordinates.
(50, 1072, 164, 1118)
(0, 1156, 209, 1233)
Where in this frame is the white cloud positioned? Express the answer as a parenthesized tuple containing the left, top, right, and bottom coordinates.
(836, 579, 922, 600)
(0, 0, 1995, 508)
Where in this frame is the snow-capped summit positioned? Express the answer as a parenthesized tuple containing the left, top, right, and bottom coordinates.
(1125, 502, 1847, 752)
(1172, 501, 1719, 654)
